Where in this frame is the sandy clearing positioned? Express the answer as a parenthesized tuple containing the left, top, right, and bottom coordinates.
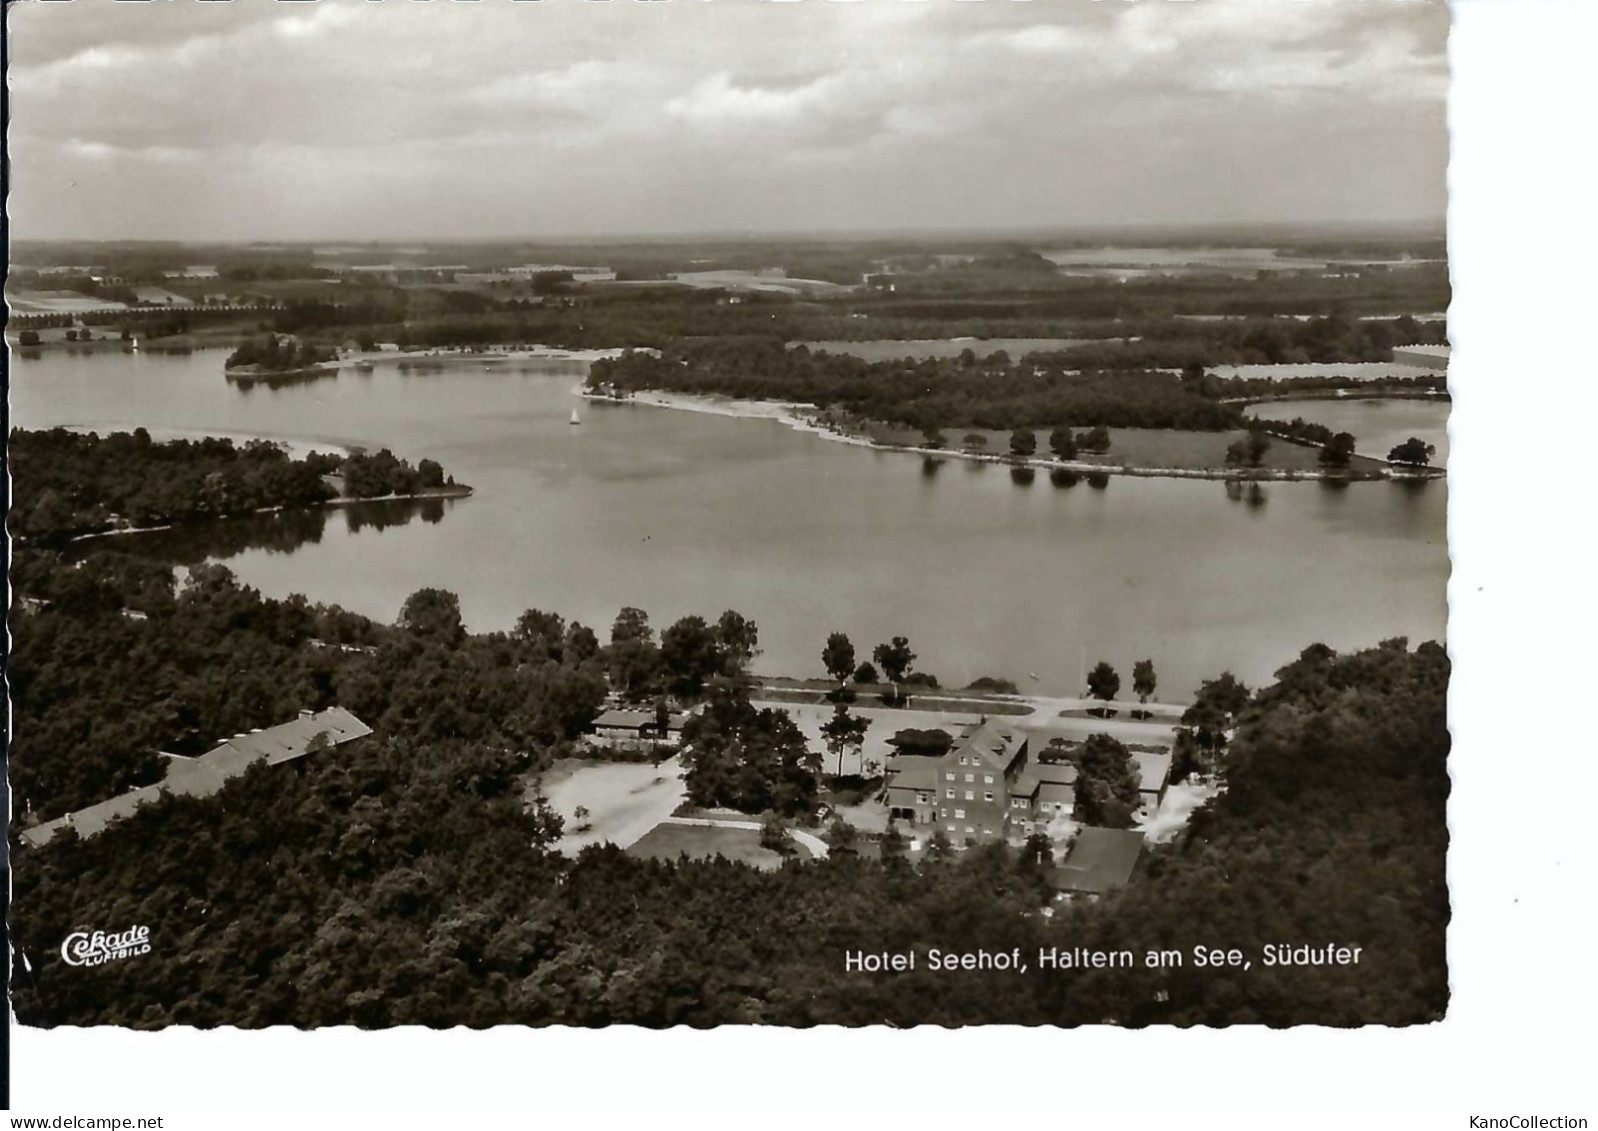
(538, 756, 688, 855)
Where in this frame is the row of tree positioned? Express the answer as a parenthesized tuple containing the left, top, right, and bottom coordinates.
(604, 607, 761, 700)
(820, 631, 926, 690)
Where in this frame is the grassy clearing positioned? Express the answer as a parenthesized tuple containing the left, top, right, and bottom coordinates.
(626, 822, 810, 870)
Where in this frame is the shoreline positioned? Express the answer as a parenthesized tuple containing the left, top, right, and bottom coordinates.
(57, 486, 475, 547)
(56, 424, 358, 462)
(581, 388, 1446, 483)
(334, 344, 636, 369)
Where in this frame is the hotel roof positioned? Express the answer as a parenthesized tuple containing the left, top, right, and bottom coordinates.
(1053, 827, 1146, 895)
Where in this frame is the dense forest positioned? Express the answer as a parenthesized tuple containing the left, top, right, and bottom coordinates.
(8, 429, 458, 543)
(9, 507, 1450, 1029)
(7, 543, 758, 820)
(591, 341, 1240, 432)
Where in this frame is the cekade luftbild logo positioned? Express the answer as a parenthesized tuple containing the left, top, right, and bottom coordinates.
(61, 925, 152, 967)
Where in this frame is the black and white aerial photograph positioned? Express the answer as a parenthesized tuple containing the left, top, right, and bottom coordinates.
(3, 0, 1593, 1122)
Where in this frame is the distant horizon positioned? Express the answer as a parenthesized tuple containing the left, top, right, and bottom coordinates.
(11, 217, 1449, 254)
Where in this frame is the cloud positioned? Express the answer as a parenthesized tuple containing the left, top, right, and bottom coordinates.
(5, 0, 1449, 240)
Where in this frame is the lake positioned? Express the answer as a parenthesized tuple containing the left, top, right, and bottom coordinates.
(9, 347, 1449, 700)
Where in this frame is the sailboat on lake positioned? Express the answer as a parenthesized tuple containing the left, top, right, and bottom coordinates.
(570, 406, 582, 426)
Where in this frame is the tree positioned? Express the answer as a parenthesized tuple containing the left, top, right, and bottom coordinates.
(680, 688, 820, 815)
(1387, 437, 1436, 466)
(823, 816, 859, 855)
(1020, 832, 1054, 872)
(759, 813, 790, 853)
(1009, 429, 1037, 457)
(822, 632, 856, 687)
(962, 433, 988, 452)
(714, 610, 760, 676)
(1076, 426, 1111, 453)
(611, 606, 652, 645)
(1086, 661, 1120, 715)
(660, 615, 722, 697)
(1132, 659, 1157, 716)
(819, 703, 870, 778)
(1048, 427, 1078, 460)
(19, 329, 40, 347)
(886, 728, 953, 758)
(1071, 733, 1141, 828)
(416, 458, 445, 489)
(1181, 361, 1206, 386)
(880, 822, 908, 862)
(514, 608, 566, 661)
(1245, 430, 1271, 467)
(564, 622, 600, 665)
(853, 661, 878, 685)
(1319, 432, 1357, 468)
(397, 588, 465, 646)
(608, 607, 660, 698)
(1181, 671, 1252, 767)
(873, 637, 916, 685)
(920, 426, 945, 450)
(924, 828, 954, 861)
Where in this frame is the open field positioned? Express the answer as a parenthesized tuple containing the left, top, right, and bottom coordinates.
(9, 290, 129, 314)
(537, 756, 687, 855)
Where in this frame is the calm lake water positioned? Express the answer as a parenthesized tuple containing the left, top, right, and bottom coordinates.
(10, 348, 1449, 699)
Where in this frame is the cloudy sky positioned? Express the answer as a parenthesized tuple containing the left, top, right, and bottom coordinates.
(7, 0, 1449, 242)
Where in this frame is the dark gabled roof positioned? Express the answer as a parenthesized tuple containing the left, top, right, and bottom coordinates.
(1052, 827, 1145, 894)
(950, 720, 1027, 773)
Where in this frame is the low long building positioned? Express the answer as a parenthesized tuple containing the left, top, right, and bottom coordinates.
(17, 707, 371, 848)
(588, 707, 691, 748)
